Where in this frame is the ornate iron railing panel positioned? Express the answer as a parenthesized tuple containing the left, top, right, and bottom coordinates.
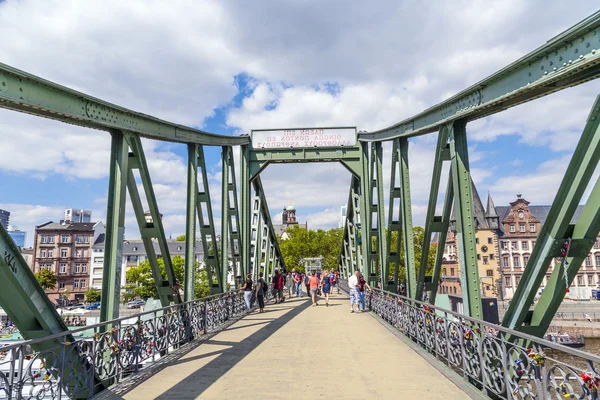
(0, 289, 260, 399)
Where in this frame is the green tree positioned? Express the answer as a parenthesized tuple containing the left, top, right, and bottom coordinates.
(277, 226, 344, 272)
(85, 287, 101, 303)
(35, 268, 58, 289)
(175, 234, 186, 242)
(388, 226, 438, 283)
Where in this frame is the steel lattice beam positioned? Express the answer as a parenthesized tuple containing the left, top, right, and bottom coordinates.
(222, 146, 241, 289)
(360, 11, 600, 141)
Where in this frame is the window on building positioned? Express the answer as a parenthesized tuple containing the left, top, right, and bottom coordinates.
(80, 280, 86, 289)
(518, 210, 524, 219)
(132, 247, 138, 252)
(490, 254, 495, 260)
(588, 274, 594, 286)
(443, 268, 447, 276)
(84, 236, 89, 244)
(532, 241, 536, 248)
(515, 275, 521, 285)
(488, 237, 493, 244)
(177, 246, 182, 251)
(61, 235, 69, 243)
(76, 235, 83, 244)
(40, 249, 46, 258)
(523, 255, 530, 265)
(453, 287, 457, 294)
(127, 255, 138, 262)
(450, 268, 455, 276)
(94, 257, 104, 263)
(513, 256, 520, 268)
(75, 250, 82, 258)
(596, 255, 600, 266)
(73, 280, 79, 289)
(595, 239, 600, 249)
(82, 265, 87, 273)
(476, 238, 479, 244)
(586, 256, 592, 267)
(505, 276, 511, 287)
(577, 275, 584, 286)
(483, 256, 489, 265)
(501, 241, 508, 250)
(522, 241, 529, 250)
(59, 264, 66, 274)
(61, 248, 67, 258)
(530, 224, 536, 233)
(511, 242, 518, 250)
(75, 264, 81, 273)
(486, 270, 493, 277)
(59, 281, 65, 289)
(477, 254, 481, 260)
(47, 249, 53, 258)
(519, 223, 526, 233)
(503, 257, 509, 267)
(509, 224, 515, 233)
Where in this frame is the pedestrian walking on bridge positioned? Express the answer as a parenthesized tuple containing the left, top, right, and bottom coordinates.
(348, 271, 359, 313)
(309, 271, 320, 306)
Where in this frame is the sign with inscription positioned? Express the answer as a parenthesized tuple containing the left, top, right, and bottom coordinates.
(252, 128, 357, 149)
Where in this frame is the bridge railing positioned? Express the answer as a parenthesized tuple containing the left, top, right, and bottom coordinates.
(0, 288, 269, 399)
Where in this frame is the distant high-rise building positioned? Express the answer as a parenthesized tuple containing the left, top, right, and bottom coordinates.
(7, 226, 26, 248)
(0, 209, 10, 229)
(64, 209, 92, 223)
(339, 205, 347, 228)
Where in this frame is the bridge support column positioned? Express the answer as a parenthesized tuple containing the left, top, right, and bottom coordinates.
(359, 142, 371, 282)
(369, 142, 388, 289)
(398, 138, 417, 298)
(184, 144, 198, 301)
(240, 145, 251, 280)
(223, 146, 242, 289)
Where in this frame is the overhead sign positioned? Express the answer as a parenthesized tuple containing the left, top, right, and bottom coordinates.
(252, 128, 357, 149)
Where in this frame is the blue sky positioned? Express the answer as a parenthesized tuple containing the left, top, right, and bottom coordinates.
(0, 1, 599, 247)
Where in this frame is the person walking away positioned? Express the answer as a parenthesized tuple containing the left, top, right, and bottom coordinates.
(256, 272, 267, 313)
(309, 271, 320, 306)
(304, 273, 311, 298)
(335, 271, 341, 294)
(272, 269, 285, 304)
(242, 273, 253, 313)
(286, 272, 294, 298)
(329, 270, 336, 296)
(348, 271, 359, 313)
(357, 273, 372, 312)
(321, 270, 332, 307)
(294, 273, 303, 298)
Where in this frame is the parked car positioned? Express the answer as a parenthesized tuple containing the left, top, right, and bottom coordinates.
(126, 299, 145, 309)
(68, 304, 85, 310)
(86, 302, 101, 310)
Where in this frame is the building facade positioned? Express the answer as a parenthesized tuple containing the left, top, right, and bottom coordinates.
(0, 209, 9, 229)
(33, 221, 105, 303)
(273, 203, 308, 238)
(7, 227, 26, 248)
(64, 209, 92, 223)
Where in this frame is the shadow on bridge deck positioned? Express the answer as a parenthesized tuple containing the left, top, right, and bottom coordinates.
(96, 293, 471, 400)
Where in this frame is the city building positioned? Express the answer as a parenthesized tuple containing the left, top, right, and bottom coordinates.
(7, 226, 26, 248)
(273, 203, 308, 239)
(64, 209, 92, 223)
(0, 209, 9, 229)
(339, 205, 347, 228)
(33, 220, 105, 304)
(19, 247, 34, 269)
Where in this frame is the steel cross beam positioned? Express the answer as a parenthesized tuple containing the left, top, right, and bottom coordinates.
(221, 146, 242, 290)
(194, 145, 223, 294)
(124, 133, 182, 306)
(360, 11, 600, 141)
(0, 63, 248, 146)
(502, 96, 600, 335)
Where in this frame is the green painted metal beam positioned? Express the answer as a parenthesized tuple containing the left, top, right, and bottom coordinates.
(221, 146, 231, 290)
(386, 139, 402, 291)
(417, 127, 450, 300)
(359, 142, 371, 280)
(184, 144, 198, 301)
(428, 169, 454, 305)
(503, 96, 600, 334)
(449, 120, 482, 319)
(359, 11, 600, 141)
(125, 133, 182, 305)
(100, 130, 128, 323)
(0, 63, 248, 146)
(398, 138, 417, 299)
(195, 145, 222, 294)
(370, 142, 387, 288)
(240, 145, 251, 280)
(223, 146, 242, 288)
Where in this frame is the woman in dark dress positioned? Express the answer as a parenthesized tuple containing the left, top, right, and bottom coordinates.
(321, 269, 332, 307)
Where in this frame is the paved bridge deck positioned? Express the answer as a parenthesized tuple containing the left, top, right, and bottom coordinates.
(99, 293, 471, 399)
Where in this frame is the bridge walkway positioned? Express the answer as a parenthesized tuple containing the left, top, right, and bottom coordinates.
(98, 292, 471, 400)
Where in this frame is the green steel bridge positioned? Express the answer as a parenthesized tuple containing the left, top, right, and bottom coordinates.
(1, 9, 600, 399)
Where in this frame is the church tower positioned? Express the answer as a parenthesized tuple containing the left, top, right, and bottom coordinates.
(282, 203, 298, 226)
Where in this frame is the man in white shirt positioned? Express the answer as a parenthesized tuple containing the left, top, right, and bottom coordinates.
(348, 271, 359, 313)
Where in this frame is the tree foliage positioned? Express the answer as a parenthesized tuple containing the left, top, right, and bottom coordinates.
(35, 268, 58, 289)
(277, 226, 343, 272)
(85, 288, 101, 303)
(388, 226, 438, 282)
(124, 255, 210, 300)
(175, 234, 186, 242)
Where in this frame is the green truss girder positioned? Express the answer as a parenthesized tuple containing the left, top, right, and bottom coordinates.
(0, 63, 247, 146)
(502, 95, 600, 335)
(369, 142, 387, 288)
(398, 138, 417, 298)
(194, 145, 223, 294)
(0, 225, 103, 398)
(359, 143, 371, 280)
(386, 139, 402, 291)
(222, 146, 241, 290)
(339, 176, 363, 279)
(184, 144, 198, 301)
(360, 11, 600, 141)
(250, 189, 263, 281)
(240, 145, 251, 280)
(125, 133, 182, 306)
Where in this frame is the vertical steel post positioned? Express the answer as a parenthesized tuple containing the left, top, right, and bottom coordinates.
(399, 138, 417, 299)
(359, 142, 371, 280)
(100, 130, 128, 322)
(184, 144, 198, 301)
(240, 145, 251, 280)
(449, 120, 481, 319)
(221, 146, 230, 290)
(371, 142, 387, 289)
(224, 147, 242, 289)
(387, 139, 402, 292)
